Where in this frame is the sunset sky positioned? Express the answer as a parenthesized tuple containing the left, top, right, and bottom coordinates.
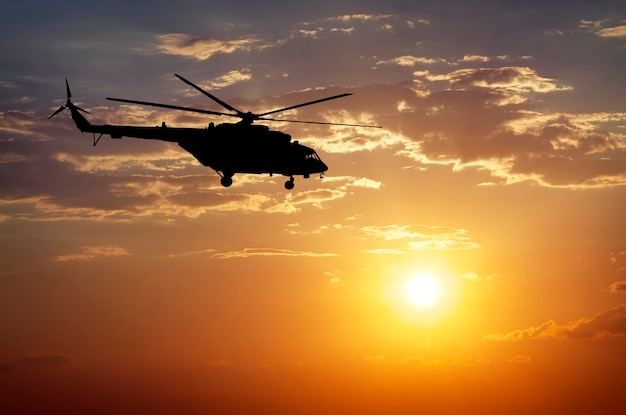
(1, 1, 626, 413)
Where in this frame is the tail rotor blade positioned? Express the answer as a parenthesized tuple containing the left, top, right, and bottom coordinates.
(65, 78, 71, 99)
(48, 105, 66, 119)
(49, 78, 90, 119)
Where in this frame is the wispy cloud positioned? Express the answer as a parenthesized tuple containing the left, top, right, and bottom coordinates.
(417, 66, 572, 94)
(212, 247, 338, 259)
(483, 303, 626, 341)
(362, 248, 405, 255)
(595, 24, 626, 38)
(156, 33, 273, 60)
(369, 355, 488, 367)
(267, 188, 347, 214)
(508, 355, 532, 364)
(361, 224, 480, 251)
(376, 55, 448, 67)
(52, 245, 130, 262)
(325, 271, 347, 287)
(330, 14, 394, 23)
(200, 69, 252, 89)
(461, 272, 493, 281)
(610, 281, 626, 293)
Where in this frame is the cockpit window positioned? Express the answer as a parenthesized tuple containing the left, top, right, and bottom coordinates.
(305, 152, 321, 161)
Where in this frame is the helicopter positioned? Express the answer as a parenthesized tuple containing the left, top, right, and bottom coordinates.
(49, 74, 381, 189)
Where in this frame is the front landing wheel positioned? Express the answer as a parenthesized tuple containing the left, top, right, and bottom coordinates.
(284, 178, 295, 190)
(220, 176, 233, 187)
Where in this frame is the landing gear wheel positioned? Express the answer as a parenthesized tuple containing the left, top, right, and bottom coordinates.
(284, 177, 295, 190)
(220, 176, 233, 187)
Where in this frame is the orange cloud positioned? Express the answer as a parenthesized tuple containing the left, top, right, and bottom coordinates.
(508, 355, 532, 364)
(266, 188, 347, 214)
(361, 224, 480, 251)
(399, 355, 488, 367)
(610, 281, 626, 293)
(212, 247, 338, 259)
(483, 304, 626, 341)
(52, 245, 130, 262)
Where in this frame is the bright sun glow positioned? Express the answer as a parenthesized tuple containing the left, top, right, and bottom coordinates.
(403, 272, 443, 309)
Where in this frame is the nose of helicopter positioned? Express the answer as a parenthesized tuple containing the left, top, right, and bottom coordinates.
(310, 152, 328, 174)
(318, 159, 328, 173)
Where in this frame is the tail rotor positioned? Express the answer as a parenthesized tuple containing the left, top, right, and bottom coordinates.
(48, 78, 91, 119)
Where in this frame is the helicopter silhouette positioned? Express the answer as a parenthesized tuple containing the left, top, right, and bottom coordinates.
(49, 74, 381, 189)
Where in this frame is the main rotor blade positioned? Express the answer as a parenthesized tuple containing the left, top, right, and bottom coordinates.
(105, 97, 234, 118)
(258, 117, 382, 128)
(175, 74, 244, 115)
(258, 93, 353, 117)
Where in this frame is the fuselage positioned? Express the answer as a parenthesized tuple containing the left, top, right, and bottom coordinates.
(70, 107, 328, 180)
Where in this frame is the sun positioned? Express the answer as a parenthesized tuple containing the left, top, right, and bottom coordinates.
(403, 272, 443, 309)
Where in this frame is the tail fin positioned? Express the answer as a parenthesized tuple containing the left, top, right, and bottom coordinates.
(48, 78, 92, 131)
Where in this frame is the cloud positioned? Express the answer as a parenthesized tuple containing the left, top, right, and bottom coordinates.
(52, 245, 130, 262)
(200, 69, 252, 89)
(376, 55, 448, 67)
(324, 271, 347, 287)
(0, 81, 17, 88)
(331, 14, 394, 23)
(54, 150, 196, 173)
(462, 55, 490, 63)
(0, 129, 349, 220)
(361, 224, 480, 251)
(483, 304, 626, 341)
(595, 24, 626, 38)
(610, 281, 626, 293)
(579, 19, 608, 32)
(461, 272, 493, 281)
(419, 66, 572, 94)
(266, 188, 347, 214)
(156, 33, 271, 60)
(400, 355, 487, 367)
(0, 110, 50, 139)
(348, 177, 382, 189)
(371, 76, 626, 188)
(3, 70, 625, 228)
(165, 248, 217, 258)
(362, 248, 405, 255)
(327, 276, 346, 288)
(508, 355, 532, 364)
(212, 247, 338, 259)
